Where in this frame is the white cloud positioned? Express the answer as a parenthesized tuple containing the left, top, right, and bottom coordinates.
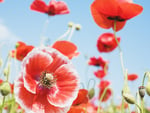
(0, 19, 20, 46)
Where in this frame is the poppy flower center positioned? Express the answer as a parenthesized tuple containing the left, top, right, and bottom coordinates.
(107, 16, 125, 22)
(39, 72, 56, 89)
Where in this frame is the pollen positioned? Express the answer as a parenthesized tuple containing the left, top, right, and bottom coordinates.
(40, 72, 56, 89)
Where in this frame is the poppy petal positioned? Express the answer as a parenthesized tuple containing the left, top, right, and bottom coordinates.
(92, 0, 119, 16)
(119, 3, 143, 20)
(24, 48, 53, 79)
(46, 49, 69, 72)
(52, 41, 79, 59)
(47, 64, 79, 107)
(14, 75, 70, 113)
(30, 0, 48, 14)
(91, 5, 113, 29)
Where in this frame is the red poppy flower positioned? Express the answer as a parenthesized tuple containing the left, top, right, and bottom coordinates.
(72, 89, 89, 105)
(97, 33, 120, 53)
(94, 69, 107, 79)
(13, 41, 34, 61)
(0, 79, 3, 84)
(88, 56, 108, 69)
(0, 0, 3, 2)
(99, 88, 112, 102)
(51, 40, 79, 59)
(14, 47, 79, 113)
(90, 0, 143, 31)
(68, 102, 97, 113)
(98, 80, 110, 89)
(127, 74, 138, 81)
(30, 0, 70, 16)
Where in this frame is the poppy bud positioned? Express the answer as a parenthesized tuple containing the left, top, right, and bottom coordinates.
(88, 88, 95, 99)
(75, 24, 81, 30)
(3, 62, 11, 77)
(123, 93, 135, 104)
(146, 80, 150, 96)
(68, 22, 74, 28)
(138, 86, 145, 98)
(0, 82, 11, 96)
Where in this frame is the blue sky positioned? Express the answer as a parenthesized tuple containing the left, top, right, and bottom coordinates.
(0, 0, 150, 106)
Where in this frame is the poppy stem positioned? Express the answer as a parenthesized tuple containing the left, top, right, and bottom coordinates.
(142, 72, 150, 86)
(40, 17, 50, 46)
(97, 87, 108, 113)
(113, 21, 126, 80)
(56, 27, 71, 41)
(67, 25, 76, 41)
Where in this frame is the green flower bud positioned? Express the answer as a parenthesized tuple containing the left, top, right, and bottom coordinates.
(0, 82, 11, 96)
(68, 22, 74, 28)
(3, 62, 11, 77)
(75, 24, 81, 30)
(123, 93, 135, 104)
(88, 88, 95, 99)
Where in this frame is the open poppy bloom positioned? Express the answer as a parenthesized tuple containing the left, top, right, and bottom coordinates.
(30, 0, 70, 16)
(51, 40, 79, 59)
(12, 41, 34, 61)
(90, 0, 143, 31)
(97, 33, 120, 53)
(88, 56, 108, 69)
(94, 69, 107, 79)
(14, 47, 79, 113)
(98, 80, 110, 89)
(127, 74, 138, 81)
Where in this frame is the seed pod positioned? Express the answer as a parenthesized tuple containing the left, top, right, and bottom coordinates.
(123, 93, 135, 104)
(68, 22, 74, 28)
(88, 88, 95, 99)
(0, 82, 11, 96)
(75, 24, 81, 30)
(138, 86, 145, 98)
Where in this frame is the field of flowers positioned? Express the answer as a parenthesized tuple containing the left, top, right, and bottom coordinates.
(0, 0, 150, 113)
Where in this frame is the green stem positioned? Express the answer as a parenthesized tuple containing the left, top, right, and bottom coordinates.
(0, 96, 6, 113)
(97, 87, 108, 113)
(142, 72, 149, 86)
(67, 25, 76, 41)
(141, 98, 145, 113)
(135, 103, 143, 113)
(113, 20, 125, 79)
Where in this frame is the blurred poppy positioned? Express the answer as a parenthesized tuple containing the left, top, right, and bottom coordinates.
(0, 79, 3, 84)
(88, 56, 108, 69)
(0, 0, 3, 2)
(14, 47, 79, 113)
(97, 33, 120, 53)
(127, 74, 138, 81)
(94, 69, 107, 79)
(52, 40, 79, 59)
(30, 0, 69, 16)
(90, 0, 143, 31)
(99, 88, 112, 102)
(72, 89, 89, 105)
(68, 102, 97, 113)
(12, 41, 34, 61)
(98, 80, 110, 89)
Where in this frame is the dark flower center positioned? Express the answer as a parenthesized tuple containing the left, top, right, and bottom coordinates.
(107, 16, 125, 22)
(39, 72, 56, 89)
